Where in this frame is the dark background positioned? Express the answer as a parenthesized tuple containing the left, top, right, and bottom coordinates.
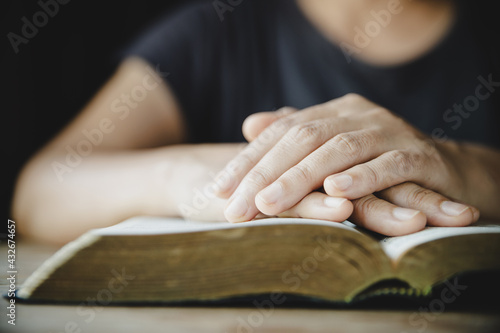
(2, 0, 203, 237)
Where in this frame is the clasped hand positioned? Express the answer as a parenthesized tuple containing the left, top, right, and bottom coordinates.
(214, 94, 478, 236)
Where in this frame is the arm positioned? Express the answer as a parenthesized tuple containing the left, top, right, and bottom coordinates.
(13, 57, 189, 244)
(12, 58, 353, 245)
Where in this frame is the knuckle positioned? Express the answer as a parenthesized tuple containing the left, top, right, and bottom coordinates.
(236, 151, 256, 169)
(277, 106, 291, 113)
(342, 93, 362, 104)
(362, 164, 381, 189)
(246, 167, 274, 188)
(388, 150, 423, 178)
(427, 143, 446, 166)
(304, 105, 324, 115)
(331, 132, 365, 159)
(255, 126, 278, 145)
(412, 140, 443, 173)
(406, 186, 435, 207)
(291, 163, 316, 184)
(270, 116, 294, 132)
(277, 106, 297, 115)
(288, 122, 325, 146)
(368, 107, 391, 118)
(224, 152, 254, 178)
(354, 195, 380, 214)
(415, 138, 438, 157)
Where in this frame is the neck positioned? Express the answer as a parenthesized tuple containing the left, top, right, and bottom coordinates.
(296, 0, 456, 66)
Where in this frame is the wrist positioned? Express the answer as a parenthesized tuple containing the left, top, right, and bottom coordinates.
(139, 143, 244, 219)
(133, 147, 183, 217)
(436, 140, 469, 200)
(438, 140, 500, 218)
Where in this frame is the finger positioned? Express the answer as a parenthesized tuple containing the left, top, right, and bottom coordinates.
(214, 114, 295, 199)
(350, 194, 427, 236)
(226, 119, 362, 222)
(214, 94, 378, 198)
(255, 128, 390, 216)
(223, 119, 341, 222)
(378, 182, 479, 227)
(242, 107, 296, 142)
(277, 192, 353, 222)
(323, 149, 439, 199)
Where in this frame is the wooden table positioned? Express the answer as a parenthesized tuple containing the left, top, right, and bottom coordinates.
(1, 240, 499, 333)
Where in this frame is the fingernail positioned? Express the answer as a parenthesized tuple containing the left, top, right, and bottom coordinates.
(330, 175, 353, 191)
(324, 197, 347, 208)
(473, 209, 480, 221)
(257, 183, 283, 205)
(225, 196, 249, 220)
(441, 201, 469, 217)
(393, 207, 420, 221)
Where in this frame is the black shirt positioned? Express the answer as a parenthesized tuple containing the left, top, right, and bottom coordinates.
(120, 0, 500, 148)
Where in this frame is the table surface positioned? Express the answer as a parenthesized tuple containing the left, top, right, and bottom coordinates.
(0, 240, 499, 333)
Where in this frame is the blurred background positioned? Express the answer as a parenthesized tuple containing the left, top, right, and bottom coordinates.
(2, 0, 202, 237)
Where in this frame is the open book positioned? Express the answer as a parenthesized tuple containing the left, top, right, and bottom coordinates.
(16, 217, 500, 304)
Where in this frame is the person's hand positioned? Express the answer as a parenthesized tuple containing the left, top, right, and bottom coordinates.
(213, 94, 479, 236)
(170, 144, 353, 222)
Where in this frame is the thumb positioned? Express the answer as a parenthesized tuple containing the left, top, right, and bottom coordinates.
(242, 107, 296, 142)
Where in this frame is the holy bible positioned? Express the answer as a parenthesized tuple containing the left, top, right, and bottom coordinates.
(15, 217, 500, 304)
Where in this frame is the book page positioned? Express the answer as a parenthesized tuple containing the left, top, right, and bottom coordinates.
(380, 221, 500, 261)
(90, 216, 360, 236)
